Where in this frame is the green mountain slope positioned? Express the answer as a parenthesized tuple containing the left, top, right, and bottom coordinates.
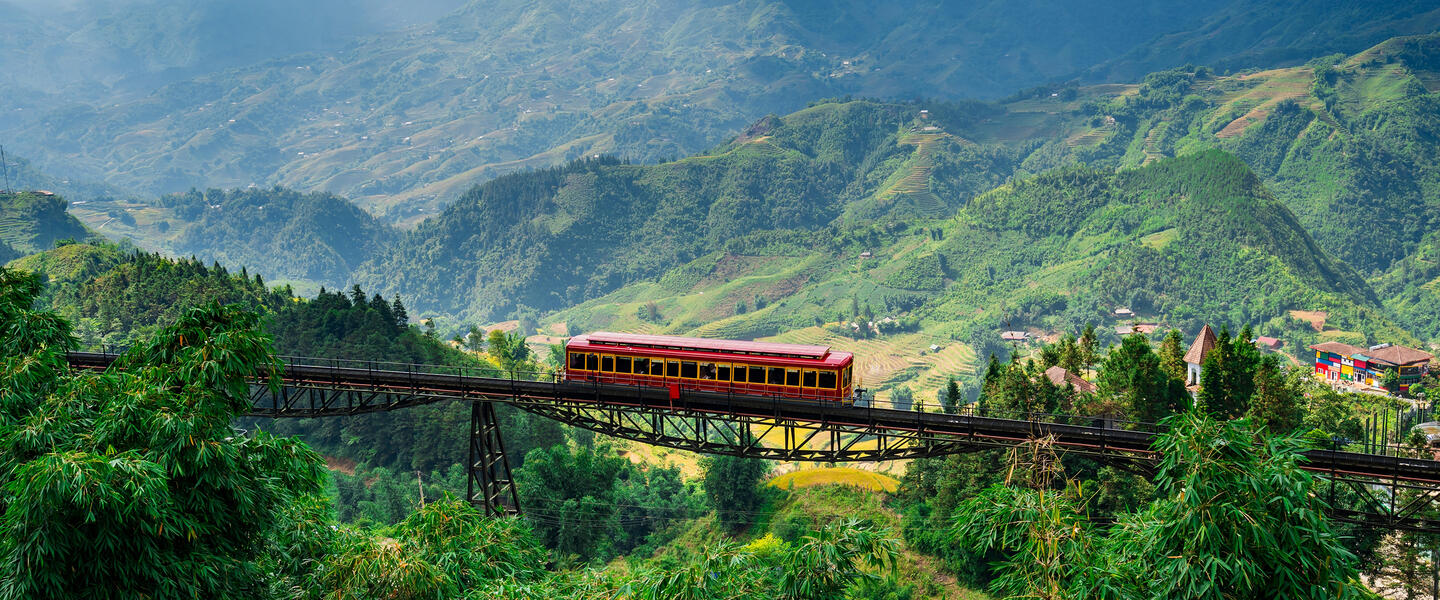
(355, 101, 929, 319)
(11, 0, 1436, 223)
(1088, 0, 1440, 83)
(161, 187, 399, 289)
(540, 150, 1393, 401)
(0, 191, 98, 254)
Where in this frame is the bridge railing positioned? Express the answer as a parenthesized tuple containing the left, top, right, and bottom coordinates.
(269, 354, 1164, 434)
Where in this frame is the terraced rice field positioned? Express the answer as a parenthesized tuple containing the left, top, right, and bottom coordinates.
(875, 133, 947, 217)
(760, 327, 977, 404)
(1214, 68, 1314, 139)
(1065, 127, 1109, 147)
(768, 467, 900, 493)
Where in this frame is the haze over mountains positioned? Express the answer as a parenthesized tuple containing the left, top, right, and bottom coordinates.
(5, 0, 1440, 223)
(6, 1, 1440, 374)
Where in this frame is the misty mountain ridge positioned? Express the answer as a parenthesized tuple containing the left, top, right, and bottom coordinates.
(5, 0, 1438, 225)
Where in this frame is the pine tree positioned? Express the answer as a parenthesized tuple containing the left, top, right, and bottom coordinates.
(1157, 329, 1186, 382)
(1248, 355, 1302, 433)
(391, 296, 409, 328)
(944, 377, 962, 414)
(1198, 327, 1260, 419)
(1079, 323, 1098, 375)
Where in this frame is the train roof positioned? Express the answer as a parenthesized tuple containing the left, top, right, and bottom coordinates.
(570, 332, 846, 362)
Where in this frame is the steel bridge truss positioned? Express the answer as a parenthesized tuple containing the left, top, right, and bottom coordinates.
(65, 351, 1440, 532)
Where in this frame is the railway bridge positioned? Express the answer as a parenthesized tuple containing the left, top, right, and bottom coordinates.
(66, 351, 1440, 532)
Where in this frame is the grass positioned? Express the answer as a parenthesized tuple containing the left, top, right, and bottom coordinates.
(768, 467, 900, 493)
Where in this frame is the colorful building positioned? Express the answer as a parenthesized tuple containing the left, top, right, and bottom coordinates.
(1309, 341, 1433, 393)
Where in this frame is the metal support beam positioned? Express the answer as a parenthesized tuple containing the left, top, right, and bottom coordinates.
(468, 401, 520, 516)
(65, 351, 1440, 531)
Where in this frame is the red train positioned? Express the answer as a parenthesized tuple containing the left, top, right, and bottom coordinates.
(564, 332, 855, 402)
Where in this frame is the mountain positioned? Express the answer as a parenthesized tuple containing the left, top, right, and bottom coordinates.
(1089, 0, 1440, 83)
(354, 97, 1385, 340)
(536, 149, 1394, 401)
(160, 187, 398, 289)
(0, 191, 98, 255)
(9, 0, 1437, 223)
(0, 0, 465, 105)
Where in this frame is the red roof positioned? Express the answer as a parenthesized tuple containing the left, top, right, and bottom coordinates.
(575, 332, 831, 359)
(1043, 366, 1097, 394)
(1255, 336, 1282, 348)
(1364, 344, 1433, 366)
(1183, 325, 1217, 365)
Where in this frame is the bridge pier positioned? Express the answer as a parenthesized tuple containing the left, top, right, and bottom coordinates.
(467, 401, 521, 516)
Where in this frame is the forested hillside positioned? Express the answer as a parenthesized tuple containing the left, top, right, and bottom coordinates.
(5, 242, 570, 521)
(163, 187, 398, 288)
(8, 0, 1438, 221)
(3, 264, 1402, 598)
(0, 191, 98, 254)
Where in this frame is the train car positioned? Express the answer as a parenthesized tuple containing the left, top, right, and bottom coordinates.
(564, 332, 854, 402)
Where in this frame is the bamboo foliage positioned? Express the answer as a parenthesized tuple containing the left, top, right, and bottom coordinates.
(0, 266, 326, 600)
(951, 413, 1366, 600)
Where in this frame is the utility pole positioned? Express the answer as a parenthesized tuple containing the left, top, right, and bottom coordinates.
(0, 144, 11, 193)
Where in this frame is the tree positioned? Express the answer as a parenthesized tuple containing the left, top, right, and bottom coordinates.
(1197, 326, 1260, 418)
(313, 498, 547, 599)
(1380, 367, 1401, 394)
(467, 324, 486, 353)
(890, 386, 915, 412)
(703, 455, 770, 531)
(514, 444, 626, 560)
(634, 519, 899, 600)
(391, 296, 409, 327)
(951, 413, 1365, 600)
(0, 268, 327, 599)
(1078, 323, 1098, 375)
(941, 377, 961, 414)
(1157, 328, 1186, 382)
(1100, 412, 1364, 599)
(1248, 355, 1303, 433)
(1096, 334, 1189, 423)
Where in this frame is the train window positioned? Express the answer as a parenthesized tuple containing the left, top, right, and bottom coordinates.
(601, 355, 615, 372)
(786, 369, 800, 387)
(666, 360, 680, 377)
(732, 364, 747, 383)
(803, 370, 817, 388)
(752, 366, 767, 383)
(569, 352, 584, 370)
(616, 356, 632, 374)
(818, 371, 837, 389)
(586, 354, 598, 370)
(768, 367, 785, 385)
(843, 366, 850, 387)
(651, 360, 665, 376)
(634, 358, 650, 375)
(717, 364, 731, 381)
(681, 362, 698, 378)
(699, 362, 716, 380)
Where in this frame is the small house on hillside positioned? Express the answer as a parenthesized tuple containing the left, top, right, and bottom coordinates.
(1044, 366, 1097, 394)
(1114, 307, 1134, 318)
(1001, 331, 1028, 342)
(1255, 336, 1283, 351)
(1183, 325, 1217, 387)
(1134, 323, 1159, 335)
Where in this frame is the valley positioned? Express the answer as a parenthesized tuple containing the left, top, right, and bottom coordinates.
(7, 5, 1440, 598)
